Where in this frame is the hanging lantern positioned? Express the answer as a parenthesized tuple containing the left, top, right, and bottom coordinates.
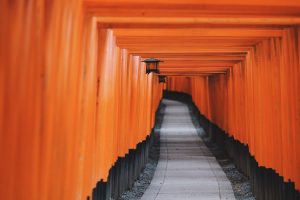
(142, 58, 162, 74)
(158, 75, 167, 83)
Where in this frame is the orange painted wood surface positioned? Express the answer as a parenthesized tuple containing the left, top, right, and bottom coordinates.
(1, 0, 300, 199)
(0, 1, 163, 199)
(171, 29, 300, 190)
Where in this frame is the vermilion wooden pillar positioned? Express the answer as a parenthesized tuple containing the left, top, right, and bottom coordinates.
(1, 0, 300, 199)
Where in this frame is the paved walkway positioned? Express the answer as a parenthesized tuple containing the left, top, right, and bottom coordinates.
(141, 99, 235, 200)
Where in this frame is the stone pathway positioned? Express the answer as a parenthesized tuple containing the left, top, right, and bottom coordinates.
(140, 99, 235, 200)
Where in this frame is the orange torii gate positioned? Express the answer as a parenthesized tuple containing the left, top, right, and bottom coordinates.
(0, 0, 300, 199)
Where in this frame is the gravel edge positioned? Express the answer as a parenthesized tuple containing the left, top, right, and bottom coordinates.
(118, 104, 164, 200)
(201, 135, 256, 200)
(189, 105, 256, 200)
(118, 132, 160, 200)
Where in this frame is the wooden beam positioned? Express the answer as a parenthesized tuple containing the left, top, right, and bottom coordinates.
(113, 28, 283, 37)
(97, 17, 300, 26)
(85, 1, 300, 17)
(128, 48, 251, 54)
(160, 61, 237, 67)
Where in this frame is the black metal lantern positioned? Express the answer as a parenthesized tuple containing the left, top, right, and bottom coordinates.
(158, 75, 167, 83)
(142, 58, 162, 74)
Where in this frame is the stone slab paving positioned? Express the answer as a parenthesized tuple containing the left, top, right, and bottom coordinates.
(141, 99, 235, 200)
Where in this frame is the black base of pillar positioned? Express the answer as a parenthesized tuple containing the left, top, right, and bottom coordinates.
(88, 101, 164, 200)
(88, 133, 153, 200)
(200, 122, 300, 200)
